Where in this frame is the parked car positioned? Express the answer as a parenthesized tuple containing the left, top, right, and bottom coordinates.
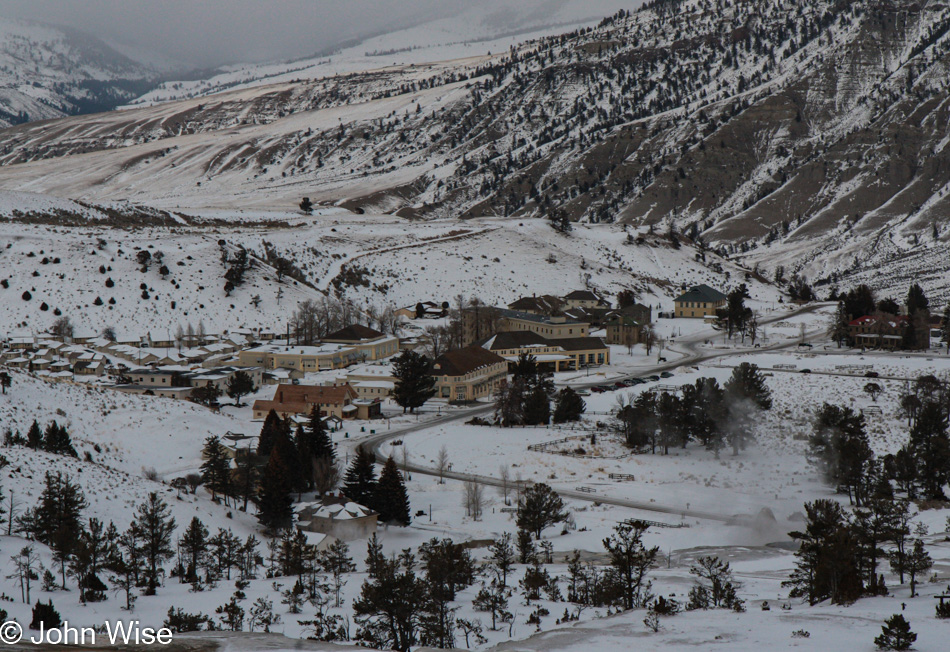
(590, 386, 606, 393)
(646, 375, 660, 382)
(660, 371, 674, 378)
(615, 381, 627, 388)
(629, 378, 646, 385)
(800, 369, 812, 374)
(865, 371, 879, 378)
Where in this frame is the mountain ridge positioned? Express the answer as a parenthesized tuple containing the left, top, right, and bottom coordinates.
(0, 0, 949, 296)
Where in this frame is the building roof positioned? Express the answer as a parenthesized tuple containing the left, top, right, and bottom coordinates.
(479, 331, 607, 353)
(551, 336, 609, 352)
(498, 308, 586, 326)
(323, 324, 385, 342)
(432, 346, 506, 377)
(564, 290, 601, 301)
(606, 315, 641, 327)
(674, 284, 727, 304)
(480, 331, 549, 350)
(253, 383, 356, 415)
(507, 295, 561, 313)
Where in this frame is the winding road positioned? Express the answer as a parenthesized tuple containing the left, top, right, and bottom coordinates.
(360, 303, 831, 523)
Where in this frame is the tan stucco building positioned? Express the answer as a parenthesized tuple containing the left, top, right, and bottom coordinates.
(431, 346, 508, 403)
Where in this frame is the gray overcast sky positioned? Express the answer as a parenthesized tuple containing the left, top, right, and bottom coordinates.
(0, 1, 463, 68)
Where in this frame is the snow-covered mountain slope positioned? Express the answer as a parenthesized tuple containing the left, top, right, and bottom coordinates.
(1, 0, 949, 297)
(0, 17, 157, 128)
(0, 195, 779, 336)
(125, 0, 638, 106)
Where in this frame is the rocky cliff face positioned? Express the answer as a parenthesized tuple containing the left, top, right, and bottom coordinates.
(0, 1, 948, 292)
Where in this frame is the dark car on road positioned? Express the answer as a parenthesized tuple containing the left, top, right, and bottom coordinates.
(660, 371, 674, 378)
(865, 371, 879, 378)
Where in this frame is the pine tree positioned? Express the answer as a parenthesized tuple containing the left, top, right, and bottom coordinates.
(135, 492, 177, 595)
(517, 483, 567, 539)
(909, 401, 950, 500)
(226, 371, 255, 406)
(392, 350, 437, 413)
(200, 436, 232, 502)
(724, 362, 772, 410)
(375, 457, 411, 525)
(179, 517, 209, 584)
(308, 406, 335, 462)
(941, 304, 950, 354)
(365, 533, 384, 579)
(906, 539, 933, 598)
(342, 446, 377, 506)
(874, 614, 916, 650)
(522, 386, 551, 425)
(831, 301, 851, 347)
(553, 387, 586, 423)
(294, 424, 313, 491)
(257, 409, 286, 457)
(256, 447, 294, 533)
(31, 472, 87, 588)
(785, 499, 863, 605)
(26, 420, 42, 449)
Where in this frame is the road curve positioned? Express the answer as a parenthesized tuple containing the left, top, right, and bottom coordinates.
(361, 303, 828, 523)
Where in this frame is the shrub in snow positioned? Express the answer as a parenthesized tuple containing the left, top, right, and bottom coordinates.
(39, 302, 48, 311)
(21, 291, 31, 301)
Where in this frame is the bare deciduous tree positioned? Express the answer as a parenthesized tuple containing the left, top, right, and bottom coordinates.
(499, 464, 512, 505)
(464, 481, 485, 521)
(313, 458, 341, 498)
(436, 445, 450, 484)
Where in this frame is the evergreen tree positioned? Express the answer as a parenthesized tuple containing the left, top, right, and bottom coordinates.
(512, 352, 554, 395)
(785, 499, 863, 605)
(603, 521, 659, 610)
(553, 387, 586, 423)
(831, 301, 851, 347)
(522, 386, 551, 425)
(179, 517, 209, 584)
(43, 421, 77, 457)
(365, 533, 384, 579)
(135, 492, 177, 595)
(200, 436, 232, 502)
(724, 362, 772, 410)
(232, 448, 258, 513)
(342, 445, 377, 506)
(485, 532, 515, 588)
(810, 404, 873, 504)
(31, 472, 87, 588)
(906, 283, 929, 316)
(308, 405, 335, 462)
(70, 518, 115, 603)
(392, 350, 436, 413)
(256, 447, 294, 533)
(906, 539, 933, 598)
(353, 550, 426, 652)
(294, 424, 313, 491)
(26, 420, 42, 449)
(874, 614, 916, 651)
(517, 483, 567, 539)
(843, 284, 877, 320)
(909, 401, 950, 500)
(375, 457, 411, 525)
(226, 371, 256, 406)
(256, 409, 285, 457)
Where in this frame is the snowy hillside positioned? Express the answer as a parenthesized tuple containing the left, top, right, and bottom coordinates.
(0, 197, 779, 335)
(1, 0, 949, 298)
(125, 0, 639, 106)
(0, 17, 156, 128)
